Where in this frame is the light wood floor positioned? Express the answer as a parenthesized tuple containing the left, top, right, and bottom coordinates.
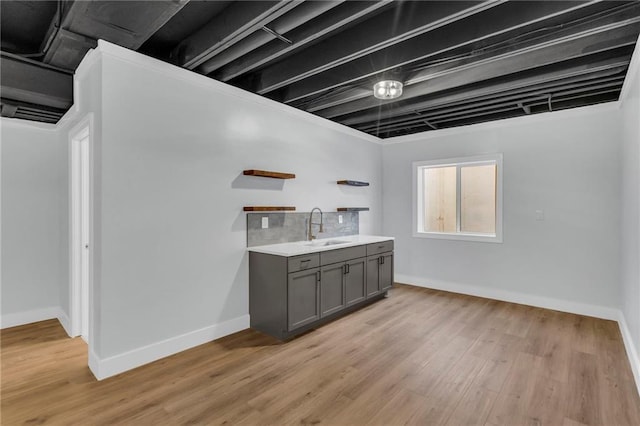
(2, 284, 640, 425)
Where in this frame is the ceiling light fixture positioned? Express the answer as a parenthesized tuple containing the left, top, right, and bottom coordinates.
(373, 80, 403, 100)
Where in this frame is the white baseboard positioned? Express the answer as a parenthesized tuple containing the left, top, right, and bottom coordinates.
(88, 348, 101, 379)
(88, 314, 250, 380)
(57, 309, 72, 337)
(1, 306, 61, 329)
(395, 274, 620, 320)
(617, 312, 640, 397)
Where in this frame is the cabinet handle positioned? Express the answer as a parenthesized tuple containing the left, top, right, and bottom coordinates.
(380, 256, 384, 265)
(301, 259, 311, 263)
(316, 271, 321, 282)
(344, 264, 350, 274)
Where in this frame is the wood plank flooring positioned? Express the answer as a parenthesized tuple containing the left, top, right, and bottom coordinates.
(2, 284, 639, 425)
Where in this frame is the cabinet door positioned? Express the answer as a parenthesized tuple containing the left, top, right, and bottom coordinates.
(320, 263, 345, 317)
(379, 253, 393, 291)
(345, 257, 366, 306)
(288, 268, 320, 331)
(366, 256, 380, 298)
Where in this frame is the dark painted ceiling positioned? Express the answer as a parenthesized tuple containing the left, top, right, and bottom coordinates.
(1, 1, 639, 137)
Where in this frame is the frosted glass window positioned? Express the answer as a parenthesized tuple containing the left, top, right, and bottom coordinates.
(461, 165, 496, 234)
(423, 167, 457, 232)
(413, 154, 502, 243)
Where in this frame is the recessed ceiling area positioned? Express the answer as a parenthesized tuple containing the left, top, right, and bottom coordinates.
(1, 0, 639, 137)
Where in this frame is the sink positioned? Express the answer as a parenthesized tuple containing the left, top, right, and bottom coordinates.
(303, 239, 350, 247)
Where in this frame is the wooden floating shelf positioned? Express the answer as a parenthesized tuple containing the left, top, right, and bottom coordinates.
(337, 207, 370, 212)
(243, 169, 295, 179)
(337, 180, 369, 186)
(244, 206, 296, 212)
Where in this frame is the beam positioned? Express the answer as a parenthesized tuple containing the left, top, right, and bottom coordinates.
(42, 0, 189, 69)
(212, 1, 391, 81)
(0, 51, 73, 110)
(318, 19, 640, 119)
(246, 1, 503, 94)
(195, 0, 346, 75)
(285, 0, 608, 106)
(173, 1, 302, 70)
(339, 54, 630, 126)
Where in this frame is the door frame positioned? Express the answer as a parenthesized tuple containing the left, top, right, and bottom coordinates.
(69, 114, 94, 339)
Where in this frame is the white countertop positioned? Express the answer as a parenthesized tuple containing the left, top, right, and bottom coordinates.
(247, 235, 394, 257)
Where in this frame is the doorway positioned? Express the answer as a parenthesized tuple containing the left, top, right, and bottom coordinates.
(70, 118, 92, 342)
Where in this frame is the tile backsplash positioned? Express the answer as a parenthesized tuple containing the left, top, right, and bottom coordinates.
(247, 212, 359, 247)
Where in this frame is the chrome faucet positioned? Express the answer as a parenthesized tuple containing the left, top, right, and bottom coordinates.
(308, 207, 324, 241)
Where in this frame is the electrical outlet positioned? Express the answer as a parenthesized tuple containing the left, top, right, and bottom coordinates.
(261, 217, 269, 229)
(338, 215, 343, 224)
(535, 210, 544, 221)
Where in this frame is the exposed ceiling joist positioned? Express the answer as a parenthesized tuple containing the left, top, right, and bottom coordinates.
(212, 1, 391, 82)
(303, 34, 626, 115)
(318, 19, 640, 119)
(247, 1, 504, 94)
(359, 74, 625, 132)
(195, 0, 346, 75)
(433, 105, 520, 125)
(42, 0, 189, 69)
(301, 3, 640, 113)
(432, 87, 618, 125)
(2, 1, 638, 135)
(284, 0, 608, 106)
(365, 76, 624, 132)
(174, 1, 302, 70)
(405, 3, 640, 87)
(340, 54, 631, 127)
(0, 51, 73, 110)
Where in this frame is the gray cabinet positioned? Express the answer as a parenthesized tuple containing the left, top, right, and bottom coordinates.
(366, 242, 394, 298)
(322, 256, 367, 315)
(380, 253, 393, 291)
(320, 263, 345, 317)
(288, 268, 320, 330)
(249, 240, 393, 340)
(366, 256, 381, 297)
(345, 257, 366, 306)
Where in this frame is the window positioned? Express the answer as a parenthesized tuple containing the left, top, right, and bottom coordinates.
(413, 154, 503, 243)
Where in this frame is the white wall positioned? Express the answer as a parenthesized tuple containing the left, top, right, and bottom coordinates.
(620, 40, 640, 387)
(89, 42, 382, 375)
(382, 105, 622, 315)
(0, 120, 68, 326)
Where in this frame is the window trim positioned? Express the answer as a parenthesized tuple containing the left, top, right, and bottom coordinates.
(412, 153, 503, 243)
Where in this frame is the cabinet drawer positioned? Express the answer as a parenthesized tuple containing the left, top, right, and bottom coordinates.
(288, 253, 320, 272)
(320, 245, 366, 265)
(366, 240, 394, 256)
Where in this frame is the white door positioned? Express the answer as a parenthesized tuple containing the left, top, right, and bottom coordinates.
(71, 126, 90, 342)
(80, 135, 90, 341)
